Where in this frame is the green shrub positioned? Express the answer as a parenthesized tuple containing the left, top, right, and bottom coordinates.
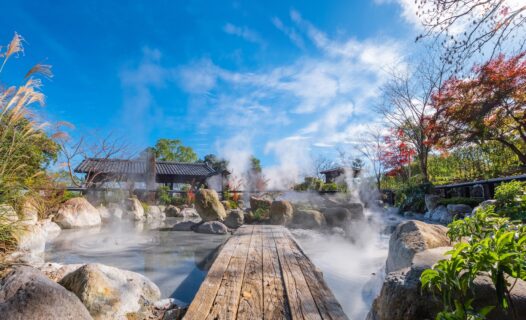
(494, 180, 526, 220)
(396, 183, 432, 213)
(437, 197, 481, 208)
(141, 202, 149, 212)
(0, 207, 18, 256)
(157, 186, 172, 205)
(421, 207, 526, 319)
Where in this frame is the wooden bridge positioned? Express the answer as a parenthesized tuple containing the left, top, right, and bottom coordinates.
(184, 225, 348, 320)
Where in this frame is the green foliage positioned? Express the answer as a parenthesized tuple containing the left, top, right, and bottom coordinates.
(153, 139, 198, 162)
(494, 181, 526, 221)
(250, 156, 262, 173)
(421, 208, 526, 319)
(293, 177, 348, 193)
(395, 183, 431, 213)
(141, 201, 149, 213)
(437, 197, 481, 208)
(199, 154, 229, 172)
(62, 191, 78, 202)
(0, 206, 18, 255)
(157, 185, 172, 205)
(253, 207, 267, 221)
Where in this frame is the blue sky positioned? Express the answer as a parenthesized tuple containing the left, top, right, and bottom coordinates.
(0, 0, 424, 185)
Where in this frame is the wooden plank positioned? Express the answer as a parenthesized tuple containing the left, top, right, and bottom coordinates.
(272, 227, 322, 320)
(262, 226, 291, 320)
(206, 225, 254, 320)
(236, 224, 264, 319)
(285, 229, 349, 320)
(185, 226, 250, 320)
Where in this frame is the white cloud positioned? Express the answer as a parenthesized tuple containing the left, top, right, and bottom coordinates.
(271, 17, 305, 49)
(223, 23, 266, 46)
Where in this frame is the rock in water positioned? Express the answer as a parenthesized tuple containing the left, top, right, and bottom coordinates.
(55, 197, 102, 228)
(97, 204, 111, 222)
(292, 209, 326, 229)
(126, 197, 145, 221)
(165, 205, 181, 217)
(195, 221, 228, 234)
(322, 207, 351, 227)
(195, 189, 226, 222)
(146, 205, 166, 221)
(172, 221, 197, 231)
(59, 263, 161, 320)
(224, 209, 244, 228)
(0, 265, 92, 320)
(386, 220, 449, 274)
(269, 200, 293, 225)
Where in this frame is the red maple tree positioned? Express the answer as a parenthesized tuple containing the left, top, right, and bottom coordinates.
(429, 52, 526, 164)
(381, 129, 416, 180)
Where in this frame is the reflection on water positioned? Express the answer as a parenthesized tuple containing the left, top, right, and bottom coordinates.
(44, 218, 228, 304)
(291, 216, 390, 320)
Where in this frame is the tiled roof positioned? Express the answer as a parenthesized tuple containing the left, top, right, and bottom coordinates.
(74, 158, 217, 177)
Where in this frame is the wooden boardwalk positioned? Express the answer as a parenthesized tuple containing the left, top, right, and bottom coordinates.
(184, 225, 348, 320)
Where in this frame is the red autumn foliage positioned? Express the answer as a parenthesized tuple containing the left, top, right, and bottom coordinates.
(429, 52, 526, 164)
(380, 129, 416, 179)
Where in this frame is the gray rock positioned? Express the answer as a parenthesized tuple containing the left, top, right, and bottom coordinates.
(55, 197, 101, 228)
(126, 197, 145, 221)
(224, 209, 244, 229)
(471, 199, 497, 216)
(195, 221, 228, 234)
(424, 194, 441, 212)
(386, 220, 449, 274)
(0, 265, 92, 320)
(447, 204, 472, 217)
(180, 207, 199, 218)
(249, 196, 272, 212)
(172, 221, 197, 231)
(146, 205, 166, 221)
(59, 263, 161, 320)
(428, 205, 452, 224)
(269, 200, 294, 225)
(195, 189, 227, 222)
(165, 205, 181, 217)
(292, 209, 326, 229)
(322, 207, 351, 227)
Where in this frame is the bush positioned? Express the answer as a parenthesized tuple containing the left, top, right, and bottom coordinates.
(0, 207, 18, 255)
(157, 186, 172, 205)
(421, 207, 526, 319)
(437, 197, 481, 208)
(395, 183, 432, 213)
(494, 180, 526, 220)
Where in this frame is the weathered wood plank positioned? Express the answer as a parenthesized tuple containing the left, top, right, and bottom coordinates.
(285, 229, 349, 320)
(236, 224, 264, 319)
(262, 226, 291, 320)
(206, 225, 254, 320)
(273, 228, 322, 320)
(184, 226, 250, 320)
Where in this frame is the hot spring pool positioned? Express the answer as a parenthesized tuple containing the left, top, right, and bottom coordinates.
(44, 218, 228, 304)
(44, 215, 392, 319)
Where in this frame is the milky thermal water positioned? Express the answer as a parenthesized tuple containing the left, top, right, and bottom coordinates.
(44, 218, 227, 304)
(291, 209, 398, 319)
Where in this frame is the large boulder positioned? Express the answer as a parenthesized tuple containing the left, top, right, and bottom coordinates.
(447, 204, 472, 217)
(97, 204, 111, 222)
(41, 219, 61, 241)
(0, 265, 92, 320)
(59, 263, 161, 320)
(195, 189, 227, 222)
(386, 220, 449, 274)
(55, 197, 101, 228)
(322, 207, 351, 227)
(224, 209, 244, 229)
(424, 194, 441, 212)
(126, 197, 145, 221)
(165, 205, 181, 217)
(269, 200, 294, 225)
(344, 203, 365, 220)
(249, 196, 272, 212)
(426, 205, 453, 224)
(172, 221, 198, 231)
(180, 207, 199, 219)
(195, 221, 228, 235)
(146, 205, 166, 221)
(15, 224, 48, 255)
(292, 209, 326, 229)
(471, 199, 497, 216)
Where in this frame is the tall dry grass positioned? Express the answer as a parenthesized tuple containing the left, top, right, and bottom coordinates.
(0, 32, 53, 256)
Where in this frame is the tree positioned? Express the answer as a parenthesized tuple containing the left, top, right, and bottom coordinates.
(415, 0, 526, 66)
(380, 130, 416, 182)
(153, 139, 197, 162)
(199, 154, 229, 172)
(430, 52, 526, 165)
(356, 129, 387, 190)
(246, 155, 267, 191)
(378, 57, 449, 182)
(250, 156, 262, 173)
